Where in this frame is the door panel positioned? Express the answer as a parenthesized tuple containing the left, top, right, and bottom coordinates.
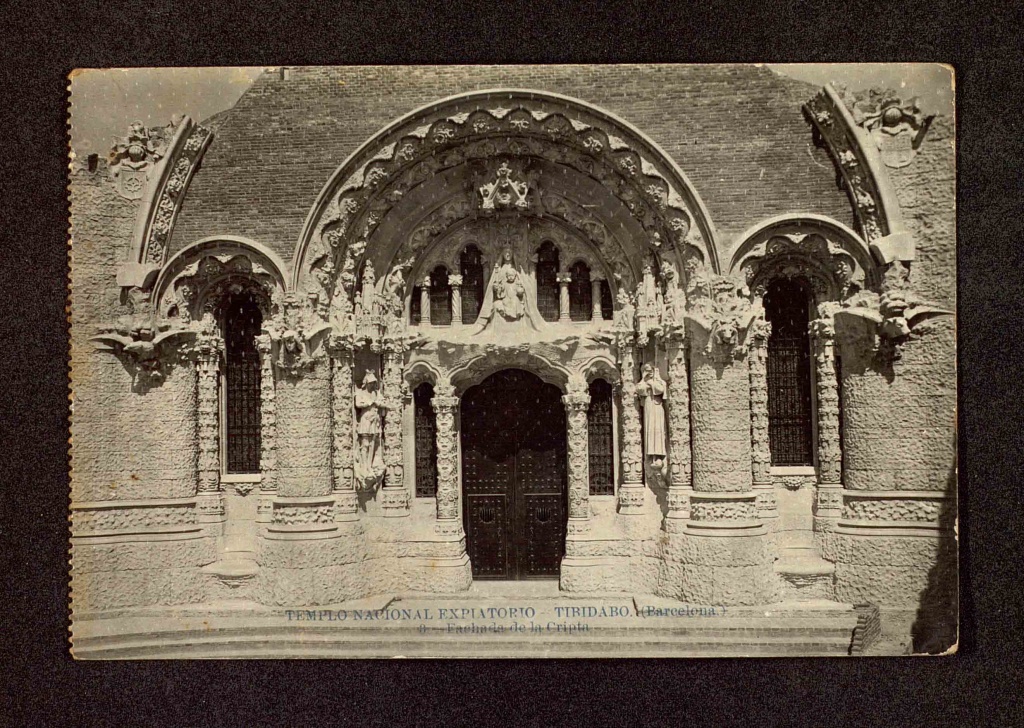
(461, 369, 567, 580)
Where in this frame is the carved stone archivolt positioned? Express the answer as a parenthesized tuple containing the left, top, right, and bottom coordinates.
(737, 232, 869, 303)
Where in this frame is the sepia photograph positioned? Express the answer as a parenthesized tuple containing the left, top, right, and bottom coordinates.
(67, 64, 957, 659)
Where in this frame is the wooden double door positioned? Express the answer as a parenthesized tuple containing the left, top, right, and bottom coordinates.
(461, 369, 568, 579)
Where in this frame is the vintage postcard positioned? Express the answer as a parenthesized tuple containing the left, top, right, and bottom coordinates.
(68, 64, 956, 658)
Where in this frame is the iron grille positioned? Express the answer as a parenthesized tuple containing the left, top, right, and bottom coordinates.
(224, 294, 262, 474)
(536, 242, 560, 322)
(765, 278, 814, 466)
(414, 383, 438, 498)
(429, 267, 452, 326)
(410, 286, 421, 325)
(588, 379, 615, 495)
(569, 261, 592, 321)
(461, 246, 484, 324)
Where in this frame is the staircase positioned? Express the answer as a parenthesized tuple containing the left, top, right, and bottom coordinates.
(72, 592, 866, 659)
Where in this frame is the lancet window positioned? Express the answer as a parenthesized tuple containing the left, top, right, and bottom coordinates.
(588, 378, 615, 495)
(536, 241, 560, 322)
(764, 277, 815, 466)
(222, 292, 263, 474)
(460, 245, 485, 325)
(414, 382, 438, 498)
(569, 260, 592, 321)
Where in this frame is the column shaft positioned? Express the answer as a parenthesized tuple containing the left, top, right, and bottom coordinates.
(557, 273, 572, 322)
(563, 391, 592, 533)
(665, 334, 693, 520)
(617, 337, 645, 514)
(419, 278, 431, 327)
(381, 340, 410, 516)
(591, 278, 603, 321)
(331, 343, 358, 520)
(195, 336, 224, 522)
(432, 393, 462, 535)
(449, 274, 463, 326)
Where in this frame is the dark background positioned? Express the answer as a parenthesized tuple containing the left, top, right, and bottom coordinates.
(1, 1, 1021, 725)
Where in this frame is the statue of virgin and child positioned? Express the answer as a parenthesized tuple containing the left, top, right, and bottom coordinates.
(472, 243, 544, 336)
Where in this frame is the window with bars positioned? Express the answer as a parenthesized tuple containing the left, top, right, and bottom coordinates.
(568, 260, 592, 321)
(414, 383, 438, 498)
(410, 285, 421, 325)
(429, 265, 452, 326)
(588, 378, 615, 495)
(223, 293, 262, 474)
(536, 241, 560, 322)
(764, 278, 814, 466)
(460, 245, 484, 325)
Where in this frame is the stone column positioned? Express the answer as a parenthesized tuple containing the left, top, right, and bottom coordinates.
(432, 384, 462, 536)
(616, 334, 645, 514)
(330, 336, 358, 522)
(255, 333, 277, 524)
(591, 276, 604, 321)
(380, 337, 410, 516)
(664, 331, 693, 522)
(419, 276, 431, 327)
(449, 274, 463, 326)
(195, 334, 224, 523)
(563, 387, 592, 534)
(810, 315, 842, 521)
(557, 272, 572, 322)
(748, 317, 778, 524)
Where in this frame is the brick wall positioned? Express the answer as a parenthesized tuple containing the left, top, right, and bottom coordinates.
(171, 64, 855, 267)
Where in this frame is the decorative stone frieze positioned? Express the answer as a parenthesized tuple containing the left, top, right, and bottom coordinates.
(431, 376, 462, 535)
(690, 498, 758, 523)
(616, 335, 645, 514)
(71, 499, 198, 533)
(840, 491, 948, 525)
(380, 337, 410, 516)
(563, 385, 592, 534)
(328, 336, 358, 521)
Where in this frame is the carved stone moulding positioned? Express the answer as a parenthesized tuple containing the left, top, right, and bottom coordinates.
(114, 116, 214, 291)
(264, 496, 340, 540)
(70, 498, 204, 542)
(838, 490, 952, 533)
(684, 492, 765, 537)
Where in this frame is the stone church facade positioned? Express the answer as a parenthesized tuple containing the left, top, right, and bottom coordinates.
(69, 65, 956, 654)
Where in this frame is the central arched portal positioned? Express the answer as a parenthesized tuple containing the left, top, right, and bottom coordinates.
(460, 369, 567, 580)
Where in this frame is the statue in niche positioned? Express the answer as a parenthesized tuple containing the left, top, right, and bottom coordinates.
(636, 362, 667, 467)
(473, 243, 543, 335)
(354, 371, 385, 489)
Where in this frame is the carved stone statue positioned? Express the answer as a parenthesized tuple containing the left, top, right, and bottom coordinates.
(614, 287, 635, 332)
(473, 243, 543, 335)
(479, 161, 530, 211)
(354, 371, 385, 489)
(636, 362, 667, 462)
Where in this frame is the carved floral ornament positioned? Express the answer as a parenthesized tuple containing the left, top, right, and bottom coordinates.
(297, 94, 718, 328)
(684, 274, 761, 361)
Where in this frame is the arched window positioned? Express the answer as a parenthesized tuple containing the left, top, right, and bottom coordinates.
(223, 292, 263, 474)
(536, 241, 560, 322)
(414, 382, 438, 498)
(460, 245, 485, 325)
(764, 278, 814, 466)
(600, 280, 614, 320)
(568, 261, 592, 321)
(588, 378, 615, 495)
(430, 265, 452, 326)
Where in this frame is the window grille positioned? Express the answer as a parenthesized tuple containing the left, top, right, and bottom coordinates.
(224, 293, 262, 474)
(460, 245, 484, 325)
(588, 378, 615, 495)
(568, 261, 592, 321)
(410, 286, 421, 325)
(764, 278, 814, 466)
(536, 241, 560, 322)
(414, 383, 438, 498)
